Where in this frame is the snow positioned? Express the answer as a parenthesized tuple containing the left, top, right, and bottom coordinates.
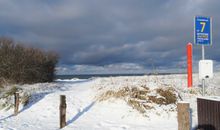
(197, 96, 220, 101)
(178, 101, 190, 104)
(0, 73, 220, 130)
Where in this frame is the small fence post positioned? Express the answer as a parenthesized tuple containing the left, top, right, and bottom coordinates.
(60, 95, 66, 129)
(14, 92, 19, 115)
(177, 102, 190, 130)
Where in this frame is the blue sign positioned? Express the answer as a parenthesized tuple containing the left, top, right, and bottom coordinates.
(194, 16, 212, 45)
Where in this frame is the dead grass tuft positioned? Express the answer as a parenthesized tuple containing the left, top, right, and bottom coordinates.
(98, 87, 130, 101)
(5, 86, 18, 97)
(0, 86, 31, 110)
(21, 93, 31, 106)
(97, 86, 178, 114)
(128, 99, 146, 113)
(148, 96, 166, 104)
(156, 87, 177, 105)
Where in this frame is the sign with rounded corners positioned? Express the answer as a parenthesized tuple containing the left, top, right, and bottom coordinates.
(194, 16, 212, 45)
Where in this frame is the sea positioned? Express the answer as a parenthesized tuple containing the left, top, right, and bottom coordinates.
(55, 73, 177, 80)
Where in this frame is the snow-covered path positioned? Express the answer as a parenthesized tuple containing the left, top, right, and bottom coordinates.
(0, 79, 97, 130)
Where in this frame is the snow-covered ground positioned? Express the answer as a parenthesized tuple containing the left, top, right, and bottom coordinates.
(0, 73, 220, 130)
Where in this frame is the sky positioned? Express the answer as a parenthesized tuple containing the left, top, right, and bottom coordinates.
(0, 0, 220, 74)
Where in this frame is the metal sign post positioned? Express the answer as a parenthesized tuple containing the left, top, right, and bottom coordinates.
(202, 45, 205, 96)
(202, 45, 205, 60)
(194, 16, 212, 96)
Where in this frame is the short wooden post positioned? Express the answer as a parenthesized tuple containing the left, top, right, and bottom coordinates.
(177, 102, 190, 130)
(14, 92, 19, 115)
(60, 95, 67, 129)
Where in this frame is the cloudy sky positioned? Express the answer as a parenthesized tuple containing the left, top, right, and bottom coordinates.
(0, 0, 220, 74)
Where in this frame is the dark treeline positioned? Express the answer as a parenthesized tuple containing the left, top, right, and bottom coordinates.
(0, 37, 58, 84)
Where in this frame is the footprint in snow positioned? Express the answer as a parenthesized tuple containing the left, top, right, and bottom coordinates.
(97, 121, 129, 130)
(3, 127, 17, 130)
(109, 125, 129, 130)
(21, 123, 29, 127)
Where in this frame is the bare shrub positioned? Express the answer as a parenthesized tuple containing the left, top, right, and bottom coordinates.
(0, 37, 58, 84)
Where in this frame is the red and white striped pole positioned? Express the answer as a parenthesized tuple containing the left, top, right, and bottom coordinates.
(187, 43, 193, 88)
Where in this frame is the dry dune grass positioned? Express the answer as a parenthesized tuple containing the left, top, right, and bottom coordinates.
(97, 85, 178, 114)
(0, 86, 31, 110)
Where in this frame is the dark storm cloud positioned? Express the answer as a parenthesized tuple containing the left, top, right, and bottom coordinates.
(0, 0, 220, 74)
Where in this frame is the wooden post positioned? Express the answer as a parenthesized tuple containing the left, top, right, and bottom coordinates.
(177, 102, 190, 130)
(60, 95, 67, 129)
(14, 92, 19, 115)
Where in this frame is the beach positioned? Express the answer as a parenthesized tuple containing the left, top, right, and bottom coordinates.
(0, 73, 219, 130)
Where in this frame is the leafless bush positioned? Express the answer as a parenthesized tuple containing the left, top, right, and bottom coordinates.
(0, 37, 58, 84)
